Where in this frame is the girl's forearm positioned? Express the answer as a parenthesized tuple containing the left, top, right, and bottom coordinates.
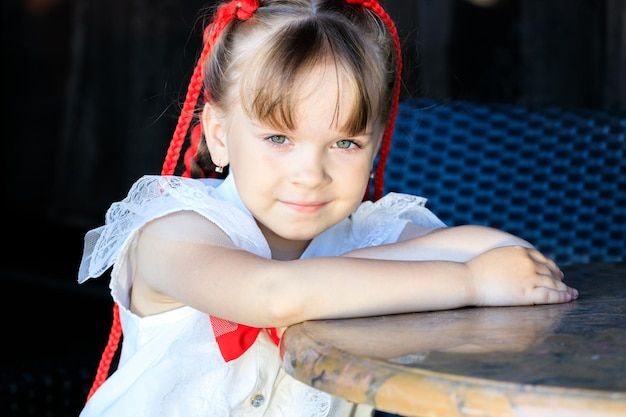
(343, 224, 534, 262)
(157, 243, 475, 328)
(276, 256, 475, 323)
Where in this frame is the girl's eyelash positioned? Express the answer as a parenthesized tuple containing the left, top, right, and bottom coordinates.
(263, 135, 290, 147)
(263, 135, 365, 150)
(266, 135, 288, 144)
(336, 139, 363, 150)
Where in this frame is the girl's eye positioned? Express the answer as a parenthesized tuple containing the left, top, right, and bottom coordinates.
(335, 139, 356, 149)
(267, 135, 289, 145)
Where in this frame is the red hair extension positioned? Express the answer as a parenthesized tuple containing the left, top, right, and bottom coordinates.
(183, 124, 206, 178)
(346, 0, 403, 201)
(85, 303, 122, 402)
(162, 0, 260, 177)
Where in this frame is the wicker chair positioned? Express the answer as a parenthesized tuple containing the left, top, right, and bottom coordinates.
(381, 98, 626, 266)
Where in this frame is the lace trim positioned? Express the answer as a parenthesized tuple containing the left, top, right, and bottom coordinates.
(349, 192, 445, 249)
(78, 176, 270, 282)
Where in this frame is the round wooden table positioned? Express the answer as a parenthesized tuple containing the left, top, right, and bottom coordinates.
(280, 263, 626, 417)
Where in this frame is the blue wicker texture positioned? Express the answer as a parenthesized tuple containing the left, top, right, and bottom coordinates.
(379, 98, 626, 265)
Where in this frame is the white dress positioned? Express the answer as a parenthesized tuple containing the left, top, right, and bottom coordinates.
(78, 175, 445, 417)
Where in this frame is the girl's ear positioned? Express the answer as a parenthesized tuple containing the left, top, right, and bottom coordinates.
(201, 102, 229, 167)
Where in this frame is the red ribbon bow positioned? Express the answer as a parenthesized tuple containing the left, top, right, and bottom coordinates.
(210, 316, 280, 362)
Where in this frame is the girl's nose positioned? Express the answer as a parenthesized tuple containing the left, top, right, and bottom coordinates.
(289, 149, 329, 188)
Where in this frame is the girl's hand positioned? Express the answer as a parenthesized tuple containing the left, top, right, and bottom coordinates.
(467, 246, 578, 306)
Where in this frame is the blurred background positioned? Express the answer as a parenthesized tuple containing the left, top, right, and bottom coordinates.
(2, 0, 625, 415)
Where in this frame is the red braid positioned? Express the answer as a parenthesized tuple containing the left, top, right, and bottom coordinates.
(162, 0, 260, 177)
(84, 0, 260, 404)
(85, 303, 121, 402)
(347, 0, 403, 201)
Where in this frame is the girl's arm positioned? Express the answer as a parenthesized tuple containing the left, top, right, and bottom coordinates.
(343, 223, 534, 262)
(130, 212, 577, 328)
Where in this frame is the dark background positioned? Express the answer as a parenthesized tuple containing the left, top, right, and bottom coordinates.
(1, 0, 625, 414)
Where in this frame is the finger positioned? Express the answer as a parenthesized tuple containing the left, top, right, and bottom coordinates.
(532, 286, 577, 304)
(527, 249, 563, 280)
(535, 262, 564, 281)
(546, 259, 563, 280)
(537, 274, 579, 300)
(536, 274, 571, 292)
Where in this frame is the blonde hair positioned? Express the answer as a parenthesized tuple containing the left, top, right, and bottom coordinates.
(192, 0, 397, 176)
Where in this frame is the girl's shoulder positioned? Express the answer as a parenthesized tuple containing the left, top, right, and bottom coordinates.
(79, 175, 270, 282)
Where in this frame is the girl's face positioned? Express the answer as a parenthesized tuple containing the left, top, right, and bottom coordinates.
(204, 66, 380, 259)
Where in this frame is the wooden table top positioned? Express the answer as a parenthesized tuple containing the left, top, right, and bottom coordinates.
(280, 262, 626, 417)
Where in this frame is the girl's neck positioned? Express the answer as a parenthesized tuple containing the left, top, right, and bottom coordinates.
(257, 221, 311, 260)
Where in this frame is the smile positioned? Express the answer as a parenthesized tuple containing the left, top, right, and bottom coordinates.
(281, 201, 328, 214)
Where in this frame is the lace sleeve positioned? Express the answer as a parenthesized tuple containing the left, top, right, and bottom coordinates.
(78, 175, 270, 283)
(349, 192, 447, 249)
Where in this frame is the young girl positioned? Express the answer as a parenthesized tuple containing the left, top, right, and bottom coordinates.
(77, 0, 578, 416)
